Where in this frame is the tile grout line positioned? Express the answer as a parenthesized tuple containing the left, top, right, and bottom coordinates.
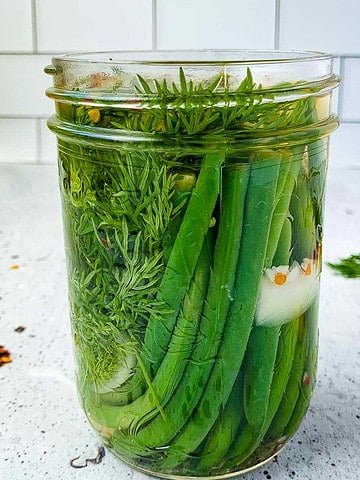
(0, 114, 48, 119)
(152, 0, 158, 51)
(0, 51, 74, 55)
(331, 53, 360, 59)
(339, 119, 360, 124)
(4, 50, 359, 58)
(0, 160, 46, 166)
(30, 0, 38, 53)
(0, 51, 88, 55)
(274, 0, 281, 49)
(337, 56, 346, 121)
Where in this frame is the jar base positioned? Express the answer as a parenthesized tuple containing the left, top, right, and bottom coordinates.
(114, 445, 286, 480)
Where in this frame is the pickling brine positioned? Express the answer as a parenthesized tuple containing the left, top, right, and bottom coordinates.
(45, 50, 339, 479)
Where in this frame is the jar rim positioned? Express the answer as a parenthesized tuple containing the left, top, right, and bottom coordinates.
(49, 49, 333, 67)
(46, 50, 339, 148)
(45, 49, 338, 100)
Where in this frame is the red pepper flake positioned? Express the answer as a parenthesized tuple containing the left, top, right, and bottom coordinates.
(70, 446, 105, 469)
(100, 237, 109, 248)
(0, 346, 12, 366)
(10, 264, 20, 270)
(303, 372, 311, 387)
(89, 73, 106, 88)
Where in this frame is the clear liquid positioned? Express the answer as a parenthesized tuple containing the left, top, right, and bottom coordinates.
(59, 135, 325, 477)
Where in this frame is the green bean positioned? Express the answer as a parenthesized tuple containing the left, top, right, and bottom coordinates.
(243, 176, 296, 431)
(243, 328, 281, 431)
(225, 317, 299, 467)
(85, 229, 213, 432)
(226, 217, 294, 467)
(277, 138, 324, 442)
(267, 320, 300, 421)
(88, 152, 223, 414)
(142, 152, 223, 371)
(184, 150, 300, 470)
(265, 315, 307, 441)
(265, 148, 320, 441)
(158, 154, 280, 469)
(152, 154, 222, 321)
(290, 172, 316, 262)
(193, 154, 299, 470)
(99, 173, 198, 408)
(196, 372, 245, 473)
(164, 154, 285, 472)
(275, 150, 292, 200)
(283, 298, 319, 439)
(163, 172, 197, 264)
(308, 137, 328, 253)
(110, 161, 251, 455)
(265, 148, 302, 266)
(232, 151, 299, 436)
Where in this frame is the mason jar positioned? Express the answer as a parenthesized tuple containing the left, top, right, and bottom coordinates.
(45, 50, 339, 479)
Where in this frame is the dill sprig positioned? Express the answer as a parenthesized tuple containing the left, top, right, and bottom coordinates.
(112, 68, 313, 135)
(328, 254, 360, 278)
(64, 68, 315, 137)
(59, 145, 185, 386)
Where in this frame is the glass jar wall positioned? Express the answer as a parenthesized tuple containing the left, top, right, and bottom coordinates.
(46, 50, 339, 479)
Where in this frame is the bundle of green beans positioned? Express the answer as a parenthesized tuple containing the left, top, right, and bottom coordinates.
(54, 68, 330, 477)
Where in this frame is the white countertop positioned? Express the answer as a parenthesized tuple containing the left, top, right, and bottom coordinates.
(1, 162, 359, 480)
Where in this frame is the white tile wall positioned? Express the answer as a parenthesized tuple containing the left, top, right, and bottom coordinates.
(0, 55, 52, 116)
(341, 58, 360, 122)
(157, 0, 276, 49)
(0, 119, 37, 163)
(279, 0, 360, 55)
(0, 0, 33, 52)
(0, 0, 358, 164)
(36, 0, 152, 52)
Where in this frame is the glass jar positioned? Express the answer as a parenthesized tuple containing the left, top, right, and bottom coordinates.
(45, 50, 339, 479)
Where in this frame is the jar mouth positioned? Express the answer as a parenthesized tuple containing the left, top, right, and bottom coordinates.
(50, 49, 333, 67)
(45, 49, 338, 105)
(45, 49, 340, 146)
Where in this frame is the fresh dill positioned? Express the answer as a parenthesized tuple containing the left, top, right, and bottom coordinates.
(328, 254, 360, 278)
